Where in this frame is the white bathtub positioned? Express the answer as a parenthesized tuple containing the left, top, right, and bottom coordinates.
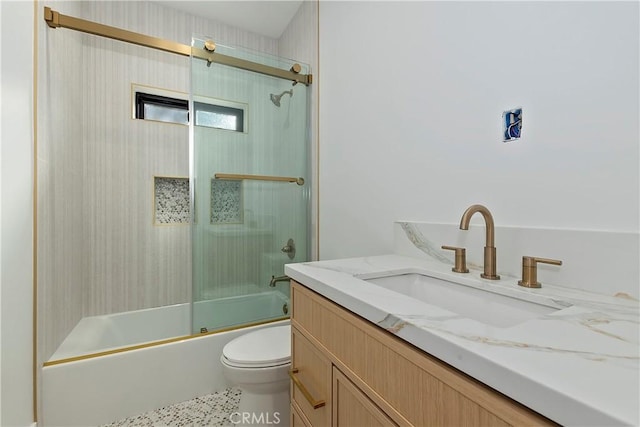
(41, 291, 290, 427)
(194, 290, 290, 333)
(48, 290, 289, 361)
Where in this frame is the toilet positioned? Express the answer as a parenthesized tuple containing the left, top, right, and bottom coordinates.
(221, 324, 291, 425)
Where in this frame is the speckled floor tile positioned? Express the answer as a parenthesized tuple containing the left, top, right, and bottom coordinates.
(100, 387, 242, 427)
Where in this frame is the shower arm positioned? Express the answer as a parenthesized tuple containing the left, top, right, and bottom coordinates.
(43, 7, 312, 86)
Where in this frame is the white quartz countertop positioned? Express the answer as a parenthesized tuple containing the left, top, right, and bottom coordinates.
(285, 254, 639, 427)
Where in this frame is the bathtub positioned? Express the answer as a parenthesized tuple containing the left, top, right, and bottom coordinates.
(41, 290, 290, 427)
(48, 290, 289, 361)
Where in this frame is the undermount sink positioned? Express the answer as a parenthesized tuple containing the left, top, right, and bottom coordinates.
(363, 272, 559, 328)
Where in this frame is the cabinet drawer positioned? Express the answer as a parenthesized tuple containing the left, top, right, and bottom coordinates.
(291, 402, 312, 427)
(291, 326, 331, 426)
(333, 367, 397, 427)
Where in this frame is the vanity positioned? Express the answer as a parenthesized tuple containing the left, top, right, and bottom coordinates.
(289, 279, 555, 426)
(285, 219, 639, 426)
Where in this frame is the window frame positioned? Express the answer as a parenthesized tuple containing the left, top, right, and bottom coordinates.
(131, 83, 248, 133)
(135, 92, 189, 124)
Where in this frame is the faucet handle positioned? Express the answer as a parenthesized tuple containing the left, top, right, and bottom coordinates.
(441, 246, 470, 273)
(518, 256, 562, 288)
(281, 238, 296, 260)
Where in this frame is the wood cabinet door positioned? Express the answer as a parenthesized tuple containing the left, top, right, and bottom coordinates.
(291, 403, 312, 427)
(332, 367, 397, 427)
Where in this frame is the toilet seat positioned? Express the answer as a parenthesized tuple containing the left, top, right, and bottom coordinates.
(222, 325, 291, 368)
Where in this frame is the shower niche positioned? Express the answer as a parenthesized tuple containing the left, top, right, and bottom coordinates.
(211, 179, 243, 224)
(154, 176, 190, 225)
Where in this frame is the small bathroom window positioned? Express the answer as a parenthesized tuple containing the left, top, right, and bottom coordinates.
(195, 102, 244, 132)
(132, 84, 247, 132)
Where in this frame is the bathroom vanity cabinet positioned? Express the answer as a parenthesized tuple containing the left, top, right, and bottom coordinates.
(289, 280, 556, 427)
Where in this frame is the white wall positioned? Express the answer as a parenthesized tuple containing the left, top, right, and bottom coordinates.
(1, 1, 36, 426)
(319, 1, 639, 259)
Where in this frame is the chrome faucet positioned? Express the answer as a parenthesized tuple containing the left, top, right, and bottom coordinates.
(459, 204, 500, 280)
(269, 275, 289, 287)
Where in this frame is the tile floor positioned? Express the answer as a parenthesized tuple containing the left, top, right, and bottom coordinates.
(100, 388, 242, 427)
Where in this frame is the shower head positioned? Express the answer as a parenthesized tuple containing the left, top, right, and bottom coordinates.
(270, 89, 293, 107)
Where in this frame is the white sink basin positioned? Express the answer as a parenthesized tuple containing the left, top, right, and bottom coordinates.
(364, 273, 559, 328)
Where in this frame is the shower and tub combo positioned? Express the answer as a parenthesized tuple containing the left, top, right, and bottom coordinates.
(42, 318, 293, 426)
(39, 6, 312, 426)
(42, 293, 292, 426)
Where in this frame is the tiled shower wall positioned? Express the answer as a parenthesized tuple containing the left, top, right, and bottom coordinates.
(36, 0, 306, 361)
(38, 0, 85, 365)
(280, 1, 319, 260)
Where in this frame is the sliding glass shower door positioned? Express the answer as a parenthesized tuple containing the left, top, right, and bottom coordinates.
(190, 36, 310, 334)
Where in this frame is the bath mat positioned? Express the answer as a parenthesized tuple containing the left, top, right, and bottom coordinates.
(100, 387, 242, 427)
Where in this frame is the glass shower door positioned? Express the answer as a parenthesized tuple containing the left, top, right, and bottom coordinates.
(190, 36, 310, 334)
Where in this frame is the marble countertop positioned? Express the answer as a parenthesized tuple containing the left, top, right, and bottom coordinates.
(285, 254, 639, 427)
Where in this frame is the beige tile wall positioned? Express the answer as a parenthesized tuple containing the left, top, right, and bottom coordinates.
(279, 1, 319, 260)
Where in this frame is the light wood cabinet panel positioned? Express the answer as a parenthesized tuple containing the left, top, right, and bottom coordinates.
(291, 402, 312, 427)
(291, 326, 332, 426)
(291, 281, 556, 427)
(333, 367, 397, 427)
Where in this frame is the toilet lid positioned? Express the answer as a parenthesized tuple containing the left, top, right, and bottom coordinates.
(222, 325, 291, 368)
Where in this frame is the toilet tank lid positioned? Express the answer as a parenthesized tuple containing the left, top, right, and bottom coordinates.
(223, 325, 291, 366)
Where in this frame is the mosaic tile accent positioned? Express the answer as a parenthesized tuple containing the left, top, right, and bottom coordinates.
(154, 176, 190, 224)
(101, 387, 242, 427)
(211, 179, 243, 224)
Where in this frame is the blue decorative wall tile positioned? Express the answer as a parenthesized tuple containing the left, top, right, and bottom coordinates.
(503, 107, 523, 142)
(154, 177, 190, 224)
(211, 179, 243, 224)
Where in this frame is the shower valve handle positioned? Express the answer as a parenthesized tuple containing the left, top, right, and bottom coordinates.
(281, 238, 296, 259)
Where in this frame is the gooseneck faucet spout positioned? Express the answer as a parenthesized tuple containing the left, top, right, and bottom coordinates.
(459, 204, 500, 280)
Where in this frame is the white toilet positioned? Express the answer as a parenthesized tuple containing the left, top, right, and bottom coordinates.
(221, 324, 291, 426)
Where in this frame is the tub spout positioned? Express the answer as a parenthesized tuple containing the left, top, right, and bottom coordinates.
(459, 204, 500, 280)
(269, 275, 289, 287)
